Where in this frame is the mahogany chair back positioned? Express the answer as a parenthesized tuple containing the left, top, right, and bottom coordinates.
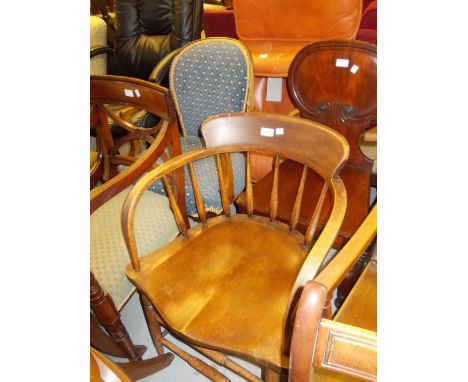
(288, 40, 377, 169)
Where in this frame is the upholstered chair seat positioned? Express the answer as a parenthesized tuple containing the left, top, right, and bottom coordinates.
(91, 187, 179, 310)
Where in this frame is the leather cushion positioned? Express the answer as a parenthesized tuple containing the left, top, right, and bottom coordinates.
(234, 0, 362, 77)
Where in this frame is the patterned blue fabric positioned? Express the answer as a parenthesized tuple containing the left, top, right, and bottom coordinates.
(149, 39, 251, 216)
(171, 40, 249, 137)
(149, 136, 245, 216)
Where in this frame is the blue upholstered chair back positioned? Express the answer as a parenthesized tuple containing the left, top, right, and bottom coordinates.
(169, 38, 254, 137)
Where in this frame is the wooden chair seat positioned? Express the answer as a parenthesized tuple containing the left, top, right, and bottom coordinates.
(335, 259, 377, 332)
(236, 159, 370, 247)
(126, 214, 309, 368)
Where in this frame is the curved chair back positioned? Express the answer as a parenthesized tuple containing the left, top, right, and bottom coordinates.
(288, 40, 377, 169)
(169, 38, 254, 137)
(90, 75, 183, 214)
(114, 0, 203, 80)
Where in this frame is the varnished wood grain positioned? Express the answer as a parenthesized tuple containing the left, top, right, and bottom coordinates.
(121, 113, 349, 378)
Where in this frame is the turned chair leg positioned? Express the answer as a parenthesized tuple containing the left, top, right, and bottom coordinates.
(90, 313, 146, 359)
(140, 293, 165, 355)
(90, 272, 143, 361)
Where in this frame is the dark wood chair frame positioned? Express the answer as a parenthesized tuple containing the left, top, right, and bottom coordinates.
(90, 74, 186, 379)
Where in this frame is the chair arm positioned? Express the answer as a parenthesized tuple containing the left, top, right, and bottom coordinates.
(315, 205, 377, 293)
(148, 48, 183, 85)
(90, 45, 114, 59)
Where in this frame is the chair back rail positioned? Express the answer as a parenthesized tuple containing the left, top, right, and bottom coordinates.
(90, 75, 183, 214)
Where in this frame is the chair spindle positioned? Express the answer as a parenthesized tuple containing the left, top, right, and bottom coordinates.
(245, 151, 254, 217)
(289, 165, 308, 232)
(304, 182, 329, 246)
(215, 154, 231, 218)
(162, 175, 188, 236)
(188, 162, 207, 224)
(269, 154, 280, 222)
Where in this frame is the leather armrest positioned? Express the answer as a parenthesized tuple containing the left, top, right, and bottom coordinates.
(148, 48, 183, 85)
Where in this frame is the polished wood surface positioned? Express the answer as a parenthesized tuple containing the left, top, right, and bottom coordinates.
(334, 260, 377, 331)
(121, 112, 349, 378)
(289, 206, 377, 382)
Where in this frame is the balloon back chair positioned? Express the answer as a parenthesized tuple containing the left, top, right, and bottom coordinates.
(121, 112, 349, 381)
(148, 37, 254, 218)
(90, 75, 186, 379)
(289, 205, 377, 382)
(236, 40, 377, 307)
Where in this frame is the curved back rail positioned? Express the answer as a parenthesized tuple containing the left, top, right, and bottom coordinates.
(90, 75, 183, 214)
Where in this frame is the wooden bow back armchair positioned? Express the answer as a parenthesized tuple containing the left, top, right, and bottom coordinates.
(90, 75, 186, 379)
(121, 112, 349, 381)
(289, 205, 377, 382)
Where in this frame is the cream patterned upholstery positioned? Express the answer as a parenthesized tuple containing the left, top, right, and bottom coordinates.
(149, 38, 253, 216)
(91, 187, 179, 309)
(90, 15, 107, 75)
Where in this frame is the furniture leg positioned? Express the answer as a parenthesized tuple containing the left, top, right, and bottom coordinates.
(140, 293, 165, 355)
(90, 272, 142, 361)
(91, 313, 146, 359)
